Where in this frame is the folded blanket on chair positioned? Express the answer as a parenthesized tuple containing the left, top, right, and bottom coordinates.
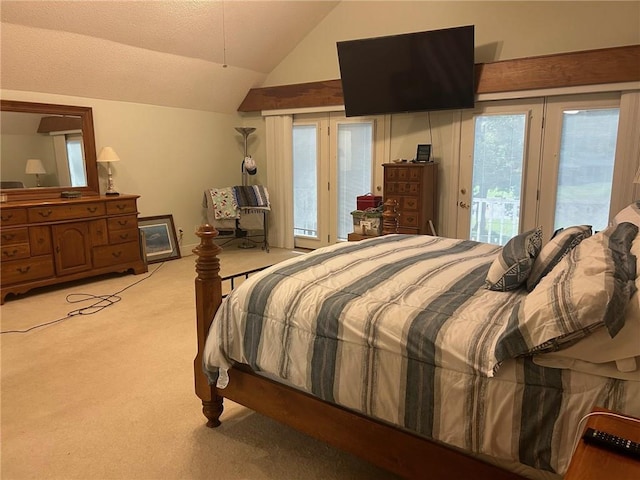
(203, 188, 240, 220)
(232, 185, 270, 210)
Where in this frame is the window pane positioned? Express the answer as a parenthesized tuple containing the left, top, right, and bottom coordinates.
(66, 135, 86, 187)
(293, 125, 318, 238)
(470, 114, 526, 245)
(554, 108, 619, 232)
(337, 122, 373, 241)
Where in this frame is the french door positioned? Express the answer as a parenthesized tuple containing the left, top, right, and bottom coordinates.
(537, 94, 621, 234)
(457, 93, 621, 244)
(292, 113, 385, 249)
(457, 98, 544, 244)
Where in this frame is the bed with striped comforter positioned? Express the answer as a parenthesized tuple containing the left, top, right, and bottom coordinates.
(203, 232, 640, 476)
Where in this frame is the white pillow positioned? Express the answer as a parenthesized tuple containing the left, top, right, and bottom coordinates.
(612, 201, 640, 227)
(533, 292, 639, 374)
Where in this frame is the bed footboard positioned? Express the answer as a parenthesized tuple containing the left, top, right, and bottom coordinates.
(193, 224, 224, 428)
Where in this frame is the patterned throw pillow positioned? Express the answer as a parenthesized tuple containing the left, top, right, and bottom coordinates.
(485, 227, 543, 291)
(526, 225, 592, 292)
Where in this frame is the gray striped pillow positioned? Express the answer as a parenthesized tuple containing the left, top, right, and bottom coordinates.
(526, 225, 592, 292)
(485, 227, 543, 291)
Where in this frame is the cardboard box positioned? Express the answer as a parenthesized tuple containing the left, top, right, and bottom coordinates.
(357, 194, 382, 211)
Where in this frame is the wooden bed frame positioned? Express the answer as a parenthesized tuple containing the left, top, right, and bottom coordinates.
(192, 213, 528, 480)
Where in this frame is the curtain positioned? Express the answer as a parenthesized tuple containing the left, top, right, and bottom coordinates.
(611, 91, 640, 215)
(265, 115, 294, 249)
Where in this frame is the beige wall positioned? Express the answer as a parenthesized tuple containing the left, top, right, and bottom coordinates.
(1, 89, 247, 250)
(265, 1, 640, 86)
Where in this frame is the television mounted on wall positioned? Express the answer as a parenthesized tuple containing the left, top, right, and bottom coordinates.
(337, 25, 475, 117)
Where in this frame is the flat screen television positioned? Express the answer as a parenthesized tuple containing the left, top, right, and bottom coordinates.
(337, 25, 475, 117)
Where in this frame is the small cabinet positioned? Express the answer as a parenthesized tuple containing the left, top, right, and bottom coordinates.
(383, 163, 438, 235)
(52, 222, 92, 276)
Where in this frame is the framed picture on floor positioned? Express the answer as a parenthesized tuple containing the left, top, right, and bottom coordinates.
(138, 214, 181, 264)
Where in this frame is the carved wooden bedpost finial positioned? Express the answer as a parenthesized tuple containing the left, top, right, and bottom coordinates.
(382, 199, 399, 235)
(193, 224, 224, 427)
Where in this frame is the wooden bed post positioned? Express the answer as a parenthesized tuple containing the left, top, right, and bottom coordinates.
(193, 224, 224, 427)
(382, 198, 399, 235)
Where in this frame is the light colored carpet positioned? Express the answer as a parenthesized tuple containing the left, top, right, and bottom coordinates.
(1, 246, 398, 480)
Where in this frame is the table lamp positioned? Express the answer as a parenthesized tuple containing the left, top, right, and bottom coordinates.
(25, 159, 46, 187)
(97, 146, 121, 196)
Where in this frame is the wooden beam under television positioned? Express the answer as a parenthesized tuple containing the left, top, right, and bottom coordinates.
(238, 44, 640, 112)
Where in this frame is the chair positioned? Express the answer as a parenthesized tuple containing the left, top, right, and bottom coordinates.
(0, 181, 25, 189)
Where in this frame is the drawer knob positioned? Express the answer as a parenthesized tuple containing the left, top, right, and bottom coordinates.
(17, 266, 31, 274)
(2, 213, 13, 221)
(38, 210, 53, 218)
(112, 251, 123, 258)
(119, 233, 129, 240)
(2, 234, 15, 241)
(118, 220, 128, 226)
(3, 249, 18, 258)
(116, 204, 126, 210)
(87, 207, 98, 213)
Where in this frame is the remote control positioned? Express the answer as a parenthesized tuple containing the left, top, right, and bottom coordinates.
(582, 427, 640, 460)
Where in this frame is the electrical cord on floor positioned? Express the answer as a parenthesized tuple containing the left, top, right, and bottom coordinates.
(0, 262, 165, 334)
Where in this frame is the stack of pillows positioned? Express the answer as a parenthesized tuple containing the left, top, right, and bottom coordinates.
(484, 201, 640, 380)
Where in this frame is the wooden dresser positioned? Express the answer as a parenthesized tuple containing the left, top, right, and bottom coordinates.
(383, 162, 438, 235)
(0, 194, 147, 304)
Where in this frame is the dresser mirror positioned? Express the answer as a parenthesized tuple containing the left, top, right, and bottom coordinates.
(0, 100, 99, 201)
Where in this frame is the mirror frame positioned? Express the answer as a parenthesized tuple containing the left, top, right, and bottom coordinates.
(1, 99, 99, 201)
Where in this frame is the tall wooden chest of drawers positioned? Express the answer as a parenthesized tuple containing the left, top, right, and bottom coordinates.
(0, 194, 147, 304)
(383, 162, 438, 235)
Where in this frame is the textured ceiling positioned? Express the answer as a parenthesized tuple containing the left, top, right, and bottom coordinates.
(0, 1, 340, 113)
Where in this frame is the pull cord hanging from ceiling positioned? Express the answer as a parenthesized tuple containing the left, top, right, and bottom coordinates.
(221, 0, 228, 68)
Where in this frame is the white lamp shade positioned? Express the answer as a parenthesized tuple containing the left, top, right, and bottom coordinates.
(25, 158, 46, 174)
(97, 147, 121, 163)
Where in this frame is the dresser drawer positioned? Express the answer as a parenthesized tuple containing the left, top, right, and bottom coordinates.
(397, 226, 418, 235)
(28, 202, 106, 223)
(402, 197, 420, 211)
(1, 256, 55, 285)
(0, 208, 28, 226)
(400, 212, 419, 227)
(29, 226, 52, 256)
(107, 214, 138, 231)
(89, 219, 108, 246)
(1, 227, 29, 245)
(1, 243, 30, 261)
(106, 199, 137, 215)
(108, 227, 139, 245)
(396, 183, 421, 195)
(93, 241, 141, 268)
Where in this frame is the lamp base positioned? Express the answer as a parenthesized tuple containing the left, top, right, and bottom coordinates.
(105, 191, 120, 196)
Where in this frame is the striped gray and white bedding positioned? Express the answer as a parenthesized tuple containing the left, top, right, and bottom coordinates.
(203, 232, 640, 475)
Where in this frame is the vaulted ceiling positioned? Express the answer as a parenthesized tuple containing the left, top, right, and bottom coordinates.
(1, 1, 340, 113)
